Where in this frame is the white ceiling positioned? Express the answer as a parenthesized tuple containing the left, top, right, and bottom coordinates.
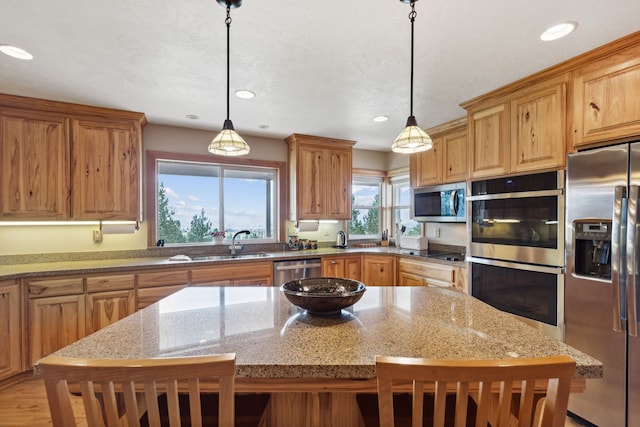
(1, 0, 639, 151)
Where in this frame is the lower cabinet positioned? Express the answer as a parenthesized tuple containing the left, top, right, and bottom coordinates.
(362, 255, 396, 286)
(0, 280, 21, 380)
(136, 269, 189, 309)
(397, 258, 467, 292)
(86, 274, 135, 334)
(322, 255, 361, 281)
(190, 261, 273, 286)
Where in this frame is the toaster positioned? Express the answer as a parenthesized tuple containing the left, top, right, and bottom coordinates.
(399, 236, 428, 250)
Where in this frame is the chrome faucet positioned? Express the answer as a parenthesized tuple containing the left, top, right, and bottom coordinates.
(230, 230, 250, 255)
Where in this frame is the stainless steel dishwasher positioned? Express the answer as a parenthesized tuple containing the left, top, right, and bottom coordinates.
(273, 258, 322, 286)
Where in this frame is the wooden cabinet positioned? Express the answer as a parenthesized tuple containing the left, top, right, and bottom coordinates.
(322, 255, 361, 281)
(286, 134, 355, 220)
(85, 274, 135, 334)
(362, 255, 396, 286)
(411, 118, 467, 187)
(27, 276, 86, 366)
(0, 94, 145, 221)
(71, 118, 141, 220)
(0, 109, 70, 219)
(397, 258, 467, 292)
(572, 43, 640, 148)
(191, 261, 273, 287)
(136, 269, 189, 309)
(510, 80, 567, 173)
(465, 76, 567, 179)
(0, 280, 21, 380)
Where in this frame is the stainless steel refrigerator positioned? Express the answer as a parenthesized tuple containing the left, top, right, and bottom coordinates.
(566, 142, 640, 427)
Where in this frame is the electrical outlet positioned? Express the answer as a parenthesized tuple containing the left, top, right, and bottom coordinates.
(434, 227, 440, 238)
(93, 230, 103, 243)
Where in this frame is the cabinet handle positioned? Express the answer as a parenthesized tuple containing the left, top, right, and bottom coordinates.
(29, 285, 46, 296)
(331, 261, 337, 264)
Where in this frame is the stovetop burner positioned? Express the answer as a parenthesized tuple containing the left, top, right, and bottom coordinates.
(401, 250, 465, 262)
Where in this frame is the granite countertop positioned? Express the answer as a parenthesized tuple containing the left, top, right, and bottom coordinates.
(0, 246, 465, 280)
(47, 286, 602, 380)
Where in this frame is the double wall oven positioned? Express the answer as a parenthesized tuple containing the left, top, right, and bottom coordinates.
(467, 171, 565, 340)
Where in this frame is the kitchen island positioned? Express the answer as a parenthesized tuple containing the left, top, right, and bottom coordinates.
(42, 285, 602, 426)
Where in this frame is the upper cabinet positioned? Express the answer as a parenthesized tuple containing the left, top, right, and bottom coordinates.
(71, 118, 140, 219)
(411, 117, 467, 187)
(0, 94, 145, 221)
(572, 42, 640, 148)
(286, 134, 355, 220)
(0, 109, 70, 219)
(463, 75, 568, 179)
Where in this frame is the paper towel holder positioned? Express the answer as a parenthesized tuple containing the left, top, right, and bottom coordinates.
(94, 220, 140, 242)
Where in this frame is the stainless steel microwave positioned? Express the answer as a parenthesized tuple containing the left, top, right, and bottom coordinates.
(412, 182, 466, 223)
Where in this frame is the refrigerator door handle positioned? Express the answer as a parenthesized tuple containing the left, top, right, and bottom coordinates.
(628, 185, 638, 337)
(612, 185, 625, 332)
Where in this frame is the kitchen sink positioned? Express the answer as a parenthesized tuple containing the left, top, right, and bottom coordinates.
(191, 252, 271, 261)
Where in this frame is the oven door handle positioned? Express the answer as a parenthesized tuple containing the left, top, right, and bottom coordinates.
(612, 185, 625, 333)
(467, 256, 564, 275)
(627, 185, 638, 337)
(467, 188, 563, 201)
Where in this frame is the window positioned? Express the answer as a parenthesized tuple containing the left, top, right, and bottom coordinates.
(391, 175, 420, 236)
(148, 151, 284, 246)
(349, 175, 382, 238)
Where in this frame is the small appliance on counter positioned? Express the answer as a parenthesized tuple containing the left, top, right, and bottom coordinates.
(399, 236, 428, 252)
(333, 230, 347, 248)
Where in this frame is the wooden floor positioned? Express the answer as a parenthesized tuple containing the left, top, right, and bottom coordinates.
(0, 376, 594, 427)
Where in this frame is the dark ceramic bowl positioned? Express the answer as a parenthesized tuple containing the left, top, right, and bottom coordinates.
(280, 277, 367, 315)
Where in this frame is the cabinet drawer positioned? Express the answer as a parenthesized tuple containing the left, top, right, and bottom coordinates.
(27, 277, 84, 298)
(137, 285, 187, 309)
(398, 259, 456, 283)
(86, 274, 135, 293)
(137, 269, 189, 288)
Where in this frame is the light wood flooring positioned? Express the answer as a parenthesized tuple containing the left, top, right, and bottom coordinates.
(0, 376, 595, 426)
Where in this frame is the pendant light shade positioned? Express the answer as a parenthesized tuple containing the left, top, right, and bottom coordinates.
(392, 0, 432, 154)
(209, 0, 250, 156)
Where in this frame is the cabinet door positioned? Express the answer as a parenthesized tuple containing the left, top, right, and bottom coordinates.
(468, 103, 510, 179)
(362, 255, 396, 286)
(412, 138, 443, 187)
(397, 271, 424, 287)
(86, 290, 135, 334)
(71, 118, 140, 220)
(322, 257, 345, 277)
(0, 281, 21, 379)
(344, 256, 362, 281)
(0, 109, 70, 219)
(511, 81, 566, 173)
(326, 149, 352, 219)
(191, 261, 273, 286)
(29, 295, 85, 365)
(297, 146, 325, 218)
(442, 129, 467, 183)
(573, 49, 640, 147)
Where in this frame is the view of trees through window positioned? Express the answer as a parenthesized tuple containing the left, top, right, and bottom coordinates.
(349, 181, 381, 236)
(156, 160, 276, 245)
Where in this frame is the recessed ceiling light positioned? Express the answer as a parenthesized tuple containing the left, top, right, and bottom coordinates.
(540, 22, 577, 41)
(373, 116, 389, 122)
(235, 89, 255, 99)
(185, 114, 199, 120)
(0, 44, 33, 60)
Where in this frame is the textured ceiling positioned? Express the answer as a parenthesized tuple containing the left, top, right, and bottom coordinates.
(1, 0, 639, 151)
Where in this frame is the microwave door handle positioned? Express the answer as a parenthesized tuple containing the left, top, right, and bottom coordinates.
(450, 190, 458, 215)
(628, 185, 638, 337)
(613, 185, 625, 332)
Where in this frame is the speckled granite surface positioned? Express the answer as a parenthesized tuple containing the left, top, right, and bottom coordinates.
(49, 286, 602, 380)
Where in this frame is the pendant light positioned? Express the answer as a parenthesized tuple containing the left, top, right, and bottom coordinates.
(391, 0, 433, 154)
(208, 0, 250, 156)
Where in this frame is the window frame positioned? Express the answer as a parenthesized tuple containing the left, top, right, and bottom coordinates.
(145, 150, 287, 248)
(390, 171, 422, 237)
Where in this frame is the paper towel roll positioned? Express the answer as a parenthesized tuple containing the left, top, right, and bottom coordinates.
(102, 224, 138, 234)
(296, 221, 319, 232)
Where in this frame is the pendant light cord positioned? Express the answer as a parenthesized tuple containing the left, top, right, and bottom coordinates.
(225, 6, 232, 122)
(409, 1, 416, 118)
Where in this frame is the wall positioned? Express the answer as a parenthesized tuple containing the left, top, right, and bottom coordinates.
(0, 125, 394, 255)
